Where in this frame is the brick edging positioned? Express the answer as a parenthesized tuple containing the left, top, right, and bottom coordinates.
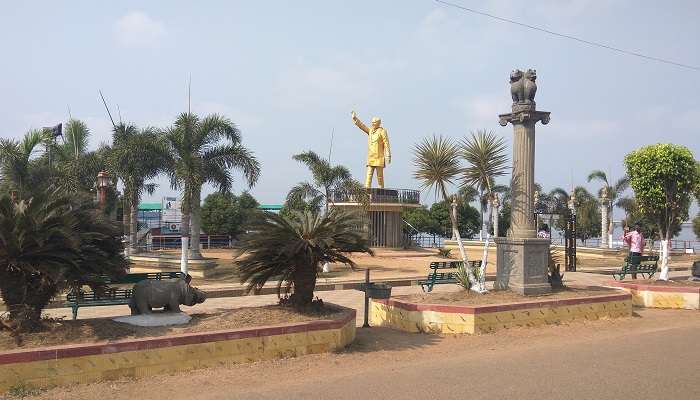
(608, 280, 700, 294)
(373, 293, 631, 314)
(0, 305, 355, 365)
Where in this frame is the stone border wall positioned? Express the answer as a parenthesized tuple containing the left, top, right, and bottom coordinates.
(0, 306, 355, 393)
(371, 293, 631, 334)
(609, 281, 700, 310)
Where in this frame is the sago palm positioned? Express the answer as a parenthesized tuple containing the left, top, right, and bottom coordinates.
(460, 129, 509, 291)
(235, 210, 372, 308)
(413, 135, 477, 288)
(0, 191, 126, 331)
(164, 113, 260, 273)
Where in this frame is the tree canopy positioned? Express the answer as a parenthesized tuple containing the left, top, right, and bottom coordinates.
(624, 144, 697, 240)
(201, 191, 259, 236)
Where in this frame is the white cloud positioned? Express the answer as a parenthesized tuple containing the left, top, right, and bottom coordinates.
(113, 11, 166, 48)
(453, 94, 505, 128)
(273, 59, 376, 111)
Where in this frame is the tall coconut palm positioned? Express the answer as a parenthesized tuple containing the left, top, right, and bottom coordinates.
(587, 170, 630, 247)
(546, 187, 570, 235)
(287, 150, 364, 213)
(236, 210, 372, 308)
(413, 135, 477, 288)
(460, 130, 509, 291)
(0, 130, 46, 199)
(108, 123, 167, 255)
(164, 113, 260, 274)
(51, 119, 104, 194)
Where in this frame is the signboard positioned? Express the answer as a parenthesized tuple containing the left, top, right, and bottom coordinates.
(161, 196, 181, 233)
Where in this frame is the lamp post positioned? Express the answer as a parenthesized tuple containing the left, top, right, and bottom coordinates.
(97, 170, 110, 208)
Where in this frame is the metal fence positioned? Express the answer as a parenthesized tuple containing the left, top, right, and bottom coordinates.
(548, 237, 699, 252)
(329, 188, 420, 205)
(144, 235, 233, 250)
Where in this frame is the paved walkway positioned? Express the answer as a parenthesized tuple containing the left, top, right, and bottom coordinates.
(47, 271, 690, 326)
(30, 306, 700, 400)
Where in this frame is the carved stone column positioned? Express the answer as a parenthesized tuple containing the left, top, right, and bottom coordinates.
(494, 68, 551, 295)
(499, 107, 550, 238)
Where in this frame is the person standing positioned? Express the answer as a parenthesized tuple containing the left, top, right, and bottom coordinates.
(622, 223, 645, 279)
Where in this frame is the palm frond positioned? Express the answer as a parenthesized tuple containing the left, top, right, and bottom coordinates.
(412, 135, 460, 200)
(586, 170, 609, 186)
(460, 129, 509, 194)
(235, 210, 372, 306)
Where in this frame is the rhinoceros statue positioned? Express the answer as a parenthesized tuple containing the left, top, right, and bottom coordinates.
(129, 278, 206, 315)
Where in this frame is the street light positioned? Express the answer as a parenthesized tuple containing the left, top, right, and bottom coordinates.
(97, 170, 110, 208)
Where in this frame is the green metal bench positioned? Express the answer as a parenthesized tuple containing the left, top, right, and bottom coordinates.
(65, 272, 185, 319)
(612, 255, 659, 280)
(419, 260, 482, 292)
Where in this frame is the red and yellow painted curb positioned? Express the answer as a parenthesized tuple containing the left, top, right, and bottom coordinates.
(370, 293, 631, 334)
(0, 306, 355, 393)
(608, 281, 700, 310)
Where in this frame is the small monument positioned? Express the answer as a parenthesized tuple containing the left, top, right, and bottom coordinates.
(129, 278, 206, 315)
(115, 278, 206, 327)
(328, 111, 420, 248)
(494, 69, 552, 295)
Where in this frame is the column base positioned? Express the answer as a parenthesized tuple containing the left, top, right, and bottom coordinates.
(494, 237, 551, 296)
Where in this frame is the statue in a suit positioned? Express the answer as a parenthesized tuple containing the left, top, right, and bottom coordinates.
(351, 111, 391, 188)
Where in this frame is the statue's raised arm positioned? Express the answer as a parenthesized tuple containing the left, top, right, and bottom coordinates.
(351, 110, 370, 134)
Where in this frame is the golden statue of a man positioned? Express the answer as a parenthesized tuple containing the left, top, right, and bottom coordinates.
(351, 110, 391, 188)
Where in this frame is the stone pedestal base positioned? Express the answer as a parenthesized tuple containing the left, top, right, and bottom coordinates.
(494, 237, 551, 295)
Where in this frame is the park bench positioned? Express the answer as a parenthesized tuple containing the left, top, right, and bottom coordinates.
(419, 260, 482, 292)
(612, 255, 659, 280)
(64, 272, 185, 319)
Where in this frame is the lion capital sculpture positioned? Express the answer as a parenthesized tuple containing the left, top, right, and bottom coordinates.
(510, 69, 537, 106)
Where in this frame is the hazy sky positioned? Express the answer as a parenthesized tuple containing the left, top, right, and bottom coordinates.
(2, 0, 698, 217)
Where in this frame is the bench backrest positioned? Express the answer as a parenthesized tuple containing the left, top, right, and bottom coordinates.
(66, 288, 133, 302)
(91, 272, 185, 285)
(625, 255, 659, 264)
(429, 261, 463, 270)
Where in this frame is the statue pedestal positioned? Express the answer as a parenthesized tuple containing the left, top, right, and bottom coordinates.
(113, 312, 192, 327)
(329, 188, 420, 248)
(494, 237, 551, 295)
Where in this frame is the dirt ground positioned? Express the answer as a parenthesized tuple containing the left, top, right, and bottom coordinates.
(12, 308, 700, 400)
(132, 248, 700, 292)
(397, 286, 620, 305)
(0, 305, 348, 351)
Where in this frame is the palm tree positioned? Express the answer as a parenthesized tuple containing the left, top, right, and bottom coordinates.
(287, 150, 364, 213)
(49, 120, 102, 193)
(0, 130, 46, 199)
(108, 123, 167, 255)
(587, 170, 629, 247)
(547, 187, 570, 236)
(164, 113, 260, 273)
(413, 135, 477, 288)
(236, 210, 372, 309)
(0, 191, 126, 331)
(460, 130, 509, 291)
